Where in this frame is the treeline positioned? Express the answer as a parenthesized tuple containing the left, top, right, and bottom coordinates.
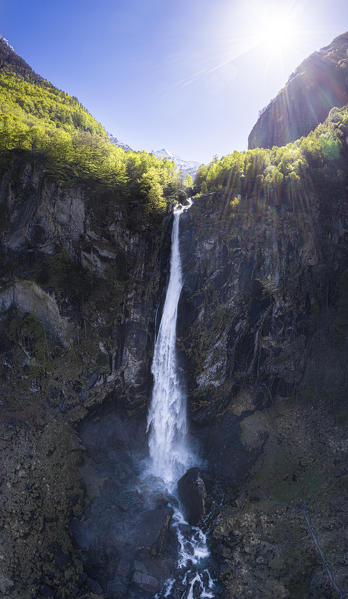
(0, 72, 180, 212)
(195, 106, 348, 208)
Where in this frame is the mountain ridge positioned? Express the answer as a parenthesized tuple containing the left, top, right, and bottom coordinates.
(0, 34, 48, 85)
(249, 31, 348, 149)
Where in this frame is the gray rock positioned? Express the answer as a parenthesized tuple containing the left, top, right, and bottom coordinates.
(178, 468, 207, 525)
(86, 369, 100, 391)
(132, 563, 160, 593)
(87, 577, 103, 594)
(0, 280, 73, 345)
(135, 506, 173, 555)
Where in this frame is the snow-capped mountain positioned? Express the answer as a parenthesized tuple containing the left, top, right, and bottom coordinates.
(108, 133, 133, 152)
(0, 35, 14, 51)
(108, 135, 200, 179)
(152, 148, 201, 179)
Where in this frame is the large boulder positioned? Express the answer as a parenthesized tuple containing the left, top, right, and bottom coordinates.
(178, 468, 207, 525)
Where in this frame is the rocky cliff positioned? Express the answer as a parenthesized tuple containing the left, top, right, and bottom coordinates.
(248, 32, 348, 149)
(0, 153, 174, 598)
(178, 127, 348, 596)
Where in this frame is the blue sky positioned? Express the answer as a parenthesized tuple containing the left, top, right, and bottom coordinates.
(1, 0, 348, 163)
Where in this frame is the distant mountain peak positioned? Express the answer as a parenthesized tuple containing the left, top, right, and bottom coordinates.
(108, 135, 201, 179)
(157, 148, 172, 157)
(153, 148, 201, 178)
(0, 35, 14, 52)
(108, 133, 133, 152)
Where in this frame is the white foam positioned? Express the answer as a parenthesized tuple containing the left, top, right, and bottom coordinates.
(147, 201, 214, 598)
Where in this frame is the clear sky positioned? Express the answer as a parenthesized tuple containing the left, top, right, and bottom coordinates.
(1, 0, 348, 163)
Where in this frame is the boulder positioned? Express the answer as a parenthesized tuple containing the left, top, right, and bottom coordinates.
(132, 561, 160, 594)
(178, 468, 207, 525)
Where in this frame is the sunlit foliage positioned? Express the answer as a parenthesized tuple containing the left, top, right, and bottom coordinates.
(183, 173, 193, 187)
(195, 106, 347, 210)
(0, 72, 180, 212)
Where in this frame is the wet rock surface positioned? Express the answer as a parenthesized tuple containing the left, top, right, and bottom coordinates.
(178, 468, 207, 526)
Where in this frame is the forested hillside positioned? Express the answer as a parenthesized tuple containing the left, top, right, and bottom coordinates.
(0, 36, 180, 214)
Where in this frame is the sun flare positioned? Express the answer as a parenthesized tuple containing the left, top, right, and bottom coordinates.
(263, 14, 297, 48)
(250, 3, 300, 53)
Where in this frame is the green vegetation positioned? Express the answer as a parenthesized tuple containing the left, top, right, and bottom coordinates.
(195, 106, 348, 208)
(0, 72, 180, 212)
(4, 311, 57, 382)
(183, 173, 193, 187)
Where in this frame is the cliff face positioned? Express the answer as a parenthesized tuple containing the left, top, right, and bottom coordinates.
(3, 149, 348, 598)
(0, 154, 172, 598)
(178, 145, 348, 595)
(248, 32, 348, 149)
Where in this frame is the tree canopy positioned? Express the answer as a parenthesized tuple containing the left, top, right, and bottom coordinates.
(195, 106, 348, 212)
(0, 72, 181, 213)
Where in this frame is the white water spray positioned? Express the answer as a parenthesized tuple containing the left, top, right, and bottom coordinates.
(147, 201, 214, 599)
(147, 202, 193, 489)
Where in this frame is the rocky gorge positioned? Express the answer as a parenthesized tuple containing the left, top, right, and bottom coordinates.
(0, 31, 348, 599)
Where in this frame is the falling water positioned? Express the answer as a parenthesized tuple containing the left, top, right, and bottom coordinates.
(147, 201, 193, 489)
(147, 201, 214, 599)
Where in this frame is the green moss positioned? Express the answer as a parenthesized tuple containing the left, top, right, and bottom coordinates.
(4, 311, 60, 385)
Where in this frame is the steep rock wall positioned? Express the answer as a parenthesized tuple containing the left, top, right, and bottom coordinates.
(0, 154, 172, 598)
(178, 176, 348, 596)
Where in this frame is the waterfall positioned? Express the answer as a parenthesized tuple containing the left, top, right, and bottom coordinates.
(147, 202, 215, 599)
(147, 202, 193, 489)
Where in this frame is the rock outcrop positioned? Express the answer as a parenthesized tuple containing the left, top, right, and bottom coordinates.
(178, 468, 207, 525)
(248, 32, 348, 149)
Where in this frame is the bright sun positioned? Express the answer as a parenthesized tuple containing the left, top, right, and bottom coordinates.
(264, 15, 297, 47)
(252, 4, 299, 53)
